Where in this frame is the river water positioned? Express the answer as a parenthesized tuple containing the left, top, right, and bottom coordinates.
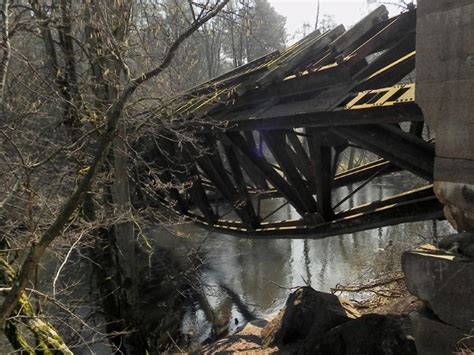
(0, 172, 455, 353)
(155, 172, 455, 343)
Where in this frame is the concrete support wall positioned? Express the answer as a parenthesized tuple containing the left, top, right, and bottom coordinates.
(416, 0, 474, 231)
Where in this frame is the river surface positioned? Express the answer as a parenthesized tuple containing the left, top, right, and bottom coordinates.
(154, 172, 455, 343)
(0, 172, 455, 353)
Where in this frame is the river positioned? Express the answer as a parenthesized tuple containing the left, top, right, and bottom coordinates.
(157, 172, 455, 344)
(0, 172, 455, 353)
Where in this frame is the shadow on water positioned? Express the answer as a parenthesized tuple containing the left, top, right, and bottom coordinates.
(0, 173, 454, 353)
(154, 172, 455, 346)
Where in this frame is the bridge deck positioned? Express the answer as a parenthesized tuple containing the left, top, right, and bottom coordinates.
(138, 5, 443, 238)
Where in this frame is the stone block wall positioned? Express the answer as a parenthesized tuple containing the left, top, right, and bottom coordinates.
(416, 0, 474, 231)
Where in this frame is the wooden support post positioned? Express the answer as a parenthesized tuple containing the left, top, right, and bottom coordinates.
(307, 128, 334, 220)
(286, 130, 314, 182)
(225, 132, 313, 218)
(219, 136, 260, 227)
(242, 131, 269, 189)
(185, 142, 259, 229)
(262, 130, 318, 215)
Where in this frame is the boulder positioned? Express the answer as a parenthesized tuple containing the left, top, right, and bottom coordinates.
(411, 309, 474, 355)
(438, 232, 474, 259)
(262, 287, 360, 347)
(301, 314, 416, 355)
(402, 247, 474, 332)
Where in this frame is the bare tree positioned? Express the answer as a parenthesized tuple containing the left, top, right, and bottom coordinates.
(0, 0, 230, 352)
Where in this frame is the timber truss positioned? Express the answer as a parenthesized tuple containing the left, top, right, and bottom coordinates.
(140, 5, 443, 238)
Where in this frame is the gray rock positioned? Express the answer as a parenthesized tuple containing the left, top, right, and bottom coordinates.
(303, 314, 416, 355)
(439, 232, 474, 259)
(411, 309, 474, 355)
(402, 247, 474, 332)
(262, 287, 360, 347)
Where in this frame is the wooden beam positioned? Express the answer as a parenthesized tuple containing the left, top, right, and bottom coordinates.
(219, 136, 260, 227)
(175, 148, 218, 224)
(197, 196, 443, 239)
(225, 131, 313, 218)
(332, 124, 434, 180)
(346, 9, 416, 61)
(307, 129, 334, 220)
(241, 131, 269, 190)
(336, 185, 434, 218)
(286, 130, 314, 182)
(262, 130, 318, 216)
(217, 101, 423, 132)
(354, 33, 416, 91)
(185, 142, 259, 228)
(333, 159, 400, 188)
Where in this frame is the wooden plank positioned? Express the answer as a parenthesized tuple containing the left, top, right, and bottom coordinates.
(354, 34, 416, 91)
(330, 5, 389, 54)
(346, 9, 416, 61)
(220, 101, 423, 132)
(250, 25, 346, 91)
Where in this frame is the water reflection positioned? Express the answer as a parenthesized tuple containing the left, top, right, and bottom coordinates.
(172, 173, 454, 341)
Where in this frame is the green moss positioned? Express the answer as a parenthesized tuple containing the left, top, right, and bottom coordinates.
(0, 257, 73, 354)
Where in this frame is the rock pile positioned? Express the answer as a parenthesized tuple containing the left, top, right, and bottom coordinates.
(402, 233, 474, 354)
(262, 287, 416, 354)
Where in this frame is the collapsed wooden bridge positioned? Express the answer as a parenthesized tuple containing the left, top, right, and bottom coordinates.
(140, 5, 444, 238)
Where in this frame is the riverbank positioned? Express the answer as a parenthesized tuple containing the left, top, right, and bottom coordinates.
(202, 272, 420, 353)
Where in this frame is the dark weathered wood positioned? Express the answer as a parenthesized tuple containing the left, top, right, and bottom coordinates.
(333, 159, 400, 187)
(220, 137, 260, 227)
(217, 102, 423, 132)
(336, 185, 434, 218)
(249, 25, 345, 92)
(332, 124, 434, 180)
(331, 5, 389, 54)
(410, 121, 424, 137)
(185, 142, 259, 228)
(286, 130, 314, 182)
(226, 65, 353, 113)
(262, 130, 318, 216)
(347, 9, 416, 62)
(241, 131, 269, 189)
(225, 132, 314, 218)
(175, 149, 218, 224)
(307, 129, 334, 220)
(196, 196, 443, 239)
(354, 33, 416, 91)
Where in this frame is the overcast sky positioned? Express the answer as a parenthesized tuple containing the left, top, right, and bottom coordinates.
(267, 0, 404, 42)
